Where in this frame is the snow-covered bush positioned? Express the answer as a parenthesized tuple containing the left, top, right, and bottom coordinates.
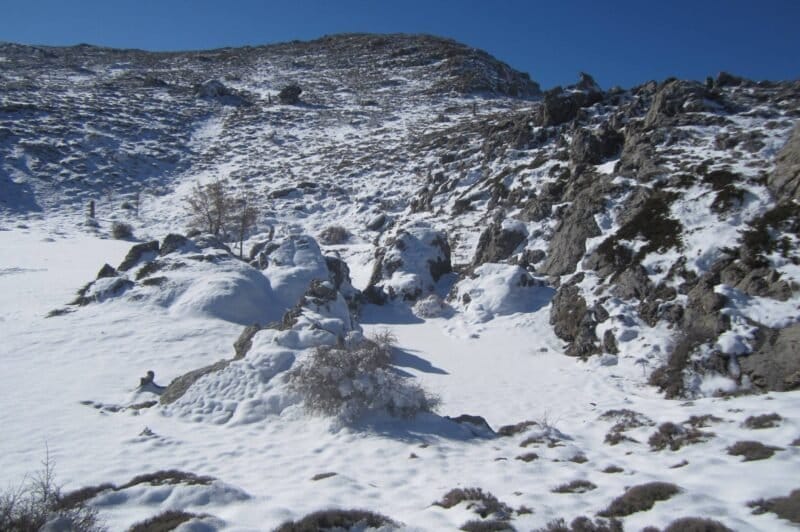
(287, 333, 439, 422)
(111, 221, 133, 240)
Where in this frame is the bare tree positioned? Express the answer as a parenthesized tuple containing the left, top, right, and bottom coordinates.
(186, 178, 233, 236)
(232, 193, 258, 258)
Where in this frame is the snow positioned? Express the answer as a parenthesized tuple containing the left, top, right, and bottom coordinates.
(1, 43, 799, 531)
(1, 223, 800, 531)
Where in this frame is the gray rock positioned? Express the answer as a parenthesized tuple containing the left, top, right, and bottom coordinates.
(472, 222, 526, 266)
(366, 213, 388, 231)
(570, 124, 624, 166)
(160, 233, 190, 256)
(118, 240, 159, 271)
(445, 414, 496, 438)
(96, 263, 117, 279)
(603, 329, 619, 354)
(767, 123, 800, 202)
(644, 80, 710, 129)
(740, 324, 800, 391)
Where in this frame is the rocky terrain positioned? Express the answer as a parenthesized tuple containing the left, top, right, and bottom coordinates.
(1, 33, 799, 531)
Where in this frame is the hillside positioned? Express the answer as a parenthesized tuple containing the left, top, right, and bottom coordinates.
(1, 34, 799, 531)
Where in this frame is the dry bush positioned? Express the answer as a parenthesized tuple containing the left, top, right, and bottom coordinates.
(318, 225, 350, 245)
(727, 440, 783, 461)
(598, 481, 680, 517)
(274, 509, 397, 531)
(749, 488, 800, 523)
(128, 510, 202, 532)
(662, 517, 733, 531)
(461, 519, 516, 531)
(0, 456, 105, 532)
(536, 516, 622, 532)
(434, 488, 513, 520)
(743, 413, 782, 429)
(287, 333, 439, 422)
(552, 480, 597, 494)
(648, 422, 710, 451)
(110, 221, 133, 240)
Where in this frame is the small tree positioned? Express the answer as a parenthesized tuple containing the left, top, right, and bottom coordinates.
(232, 193, 258, 258)
(186, 179, 234, 236)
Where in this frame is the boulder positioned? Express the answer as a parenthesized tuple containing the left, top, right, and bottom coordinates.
(118, 240, 159, 271)
(365, 226, 452, 303)
(740, 324, 800, 391)
(472, 222, 526, 266)
(570, 124, 624, 166)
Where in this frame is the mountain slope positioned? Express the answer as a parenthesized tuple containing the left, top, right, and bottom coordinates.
(1, 34, 799, 531)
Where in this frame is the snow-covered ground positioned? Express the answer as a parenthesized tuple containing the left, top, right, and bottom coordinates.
(1, 36, 799, 531)
(1, 223, 798, 531)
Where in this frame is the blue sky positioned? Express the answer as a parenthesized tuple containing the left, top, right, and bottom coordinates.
(1, 0, 798, 89)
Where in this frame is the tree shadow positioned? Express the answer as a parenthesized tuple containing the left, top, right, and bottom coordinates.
(351, 412, 494, 444)
(359, 302, 424, 325)
(391, 346, 448, 375)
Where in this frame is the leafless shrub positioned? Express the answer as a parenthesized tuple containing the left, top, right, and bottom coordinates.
(0, 454, 105, 532)
(110, 221, 133, 240)
(727, 440, 783, 461)
(598, 482, 680, 517)
(318, 225, 350, 245)
(274, 508, 398, 531)
(748, 488, 800, 523)
(648, 422, 711, 451)
(460, 519, 516, 531)
(743, 413, 782, 429)
(128, 510, 203, 532)
(287, 333, 438, 422)
(552, 480, 597, 494)
(536, 516, 622, 532)
(662, 517, 733, 531)
(434, 487, 513, 520)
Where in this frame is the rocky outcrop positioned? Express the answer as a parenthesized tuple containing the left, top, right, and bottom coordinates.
(472, 222, 526, 266)
(118, 240, 159, 271)
(570, 123, 624, 166)
(767, 123, 800, 202)
(366, 226, 452, 303)
(740, 324, 800, 391)
(550, 274, 599, 358)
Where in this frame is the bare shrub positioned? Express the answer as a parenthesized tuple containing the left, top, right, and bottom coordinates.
(598, 481, 680, 517)
(186, 178, 232, 237)
(749, 488, 800, 523)
(536, 516, 622, 532)
(552, 480, 597, 494)
(743, 413, 782, 429)
(318, 225, 350, 245)
(434, 488, 513, 520)
(648, 422, 711, 451)
(461, 519, 515, 531)
(497, 420, 539, 437)
(110, 221, 133, 240)
(727, 440, 783, 461)
(602, 465, 623, 474)
(0, 455, 105, 532)
(287, 333, 439, 422)
(515, 452, 539, 462)
(274, 508, 397, 531)
(662, 517, 733, 531)
(128, 510, 202, 532)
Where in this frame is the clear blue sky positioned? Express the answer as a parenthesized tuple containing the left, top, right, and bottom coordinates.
(1, 0, 798, 89)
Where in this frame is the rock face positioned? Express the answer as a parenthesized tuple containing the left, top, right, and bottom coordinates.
(472, 222, 526, 266)
(740, 324, 800, 392)
(768, 124, 800, 202)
